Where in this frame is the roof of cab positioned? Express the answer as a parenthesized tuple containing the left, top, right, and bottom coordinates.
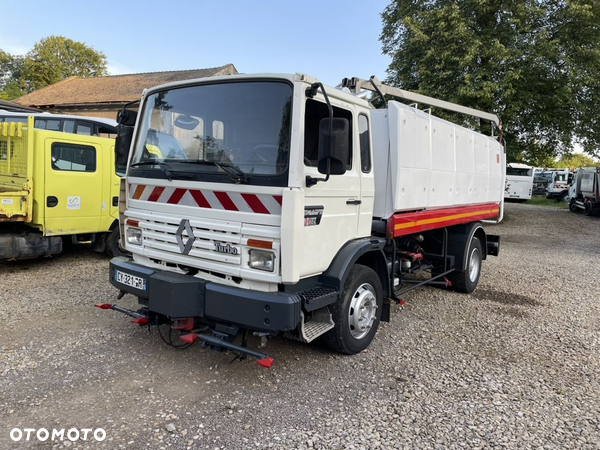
(142, 73, 371, 109)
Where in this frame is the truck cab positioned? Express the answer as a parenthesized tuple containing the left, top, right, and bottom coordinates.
(546, 169, 573, 202)
(569, 167, 600, 216)
(0, 117, 124, 260)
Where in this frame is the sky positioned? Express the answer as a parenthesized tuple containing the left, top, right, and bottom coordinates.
(0, 0, 392, 87)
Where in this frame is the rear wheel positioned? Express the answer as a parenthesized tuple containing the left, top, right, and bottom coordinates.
(323, 265, 383, 355)
(448, 236, 482, 293)
(584, 202, 593, 216)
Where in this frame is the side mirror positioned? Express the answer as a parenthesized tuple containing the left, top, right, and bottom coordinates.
(115, 124, 134, 166)
(115, 101, 139, 167)
(317, 118, 350, 175)
(117, 108, 137, 127)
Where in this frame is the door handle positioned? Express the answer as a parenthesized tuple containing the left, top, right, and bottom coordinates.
(47, 196, 59, 207)
(346, 199, 362, 205)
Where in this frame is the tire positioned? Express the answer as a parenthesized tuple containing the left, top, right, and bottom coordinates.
(584, 202, 593, 216)
(569, 199, 578, 212)
(106, 227, 128, 258)
(323, 265, 383, 355)
(448, 236, 482, 294)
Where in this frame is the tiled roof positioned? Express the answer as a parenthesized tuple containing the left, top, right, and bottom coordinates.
(14, 64, 237, 107)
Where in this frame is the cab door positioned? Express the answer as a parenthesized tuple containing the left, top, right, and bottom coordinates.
(300, 98, 361, 277)
(44, 138, 103, 235)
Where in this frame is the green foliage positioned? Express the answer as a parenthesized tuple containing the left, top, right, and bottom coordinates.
(0, 51, 25, 100)
(557, 153, 600, 168)
(380, 1, 600, 163)
(534, 155, 561, 168)
(527, 195, 568, 208)
(0, 36, 107, 100)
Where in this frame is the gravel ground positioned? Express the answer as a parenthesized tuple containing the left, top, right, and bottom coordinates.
(0, 202, 599, 449)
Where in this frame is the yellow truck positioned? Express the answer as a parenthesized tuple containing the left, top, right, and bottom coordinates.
(0, 117, 125, 260)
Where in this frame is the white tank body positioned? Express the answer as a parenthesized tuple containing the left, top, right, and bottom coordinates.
(371, 101, 505, 219)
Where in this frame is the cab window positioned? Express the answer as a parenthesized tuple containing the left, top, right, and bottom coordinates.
(75, 123, 92, 136)
(64, 120, 76, 133)
(359, 114, 371, 173)
(51, 143, 96, 172)
(304, 99, 353, 170)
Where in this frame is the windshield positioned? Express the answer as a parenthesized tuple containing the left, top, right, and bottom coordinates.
(534, 172, 552, 182)
(553, 173, 568, 183)
(130, 81, 293, 185)
(506, 167, 533, 177)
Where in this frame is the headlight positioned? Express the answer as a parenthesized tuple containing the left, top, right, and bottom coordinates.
(126, 227, 142, 245)
(248, 249, 274, 272)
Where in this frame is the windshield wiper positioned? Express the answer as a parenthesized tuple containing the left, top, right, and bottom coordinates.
(130, 160, 174, 181)
(177, 160, 248, 184)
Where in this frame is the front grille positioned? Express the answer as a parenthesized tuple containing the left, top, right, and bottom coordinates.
(138, 215, 242, 268)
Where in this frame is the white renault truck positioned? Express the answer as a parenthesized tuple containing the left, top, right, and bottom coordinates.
(98, 74, 504, 367)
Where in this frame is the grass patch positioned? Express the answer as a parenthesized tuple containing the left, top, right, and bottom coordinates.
(525, 195, 568, 208)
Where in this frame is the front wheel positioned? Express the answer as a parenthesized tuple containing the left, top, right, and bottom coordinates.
(448, 236, 482, 293)
(323, 265, 383, 355)
(569, 199, 578, 212)
(106, 227, 128, 258)
(557, 191, 568, 203)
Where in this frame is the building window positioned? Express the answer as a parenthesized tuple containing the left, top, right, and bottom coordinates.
(51, 143, 96, 172)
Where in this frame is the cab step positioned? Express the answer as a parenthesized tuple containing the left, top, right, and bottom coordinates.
(299, 309, 334, 343)
(300, 285, 338, 312)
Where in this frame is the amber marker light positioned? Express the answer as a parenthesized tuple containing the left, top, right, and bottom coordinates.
(247, 239, 273, 249)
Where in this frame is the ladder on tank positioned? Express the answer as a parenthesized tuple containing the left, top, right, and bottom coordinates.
(338, 76, 501, 133)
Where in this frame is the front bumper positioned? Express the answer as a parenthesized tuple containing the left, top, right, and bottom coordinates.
(109, 257, 301, 332)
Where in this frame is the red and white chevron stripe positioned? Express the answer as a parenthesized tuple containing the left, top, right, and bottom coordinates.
(129, 184, 283, 215)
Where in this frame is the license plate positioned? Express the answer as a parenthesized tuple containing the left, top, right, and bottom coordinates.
(115, 270, 146, 291)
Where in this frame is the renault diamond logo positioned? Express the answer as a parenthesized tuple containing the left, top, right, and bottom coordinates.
(176, 219, 195, 255)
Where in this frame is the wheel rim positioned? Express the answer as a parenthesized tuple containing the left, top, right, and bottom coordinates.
(469, 247, 481, 283)
(348, 283, 377, 340)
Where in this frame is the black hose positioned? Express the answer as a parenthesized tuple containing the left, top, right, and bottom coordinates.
(156, 320, 194, 350)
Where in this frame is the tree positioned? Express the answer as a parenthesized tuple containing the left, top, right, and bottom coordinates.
(380, 1, 600, 164)
(22, 36, 108, 92)
(0, 50, 25, 100)
(0, 36, 108, 99)
(557, 153, 600, 168)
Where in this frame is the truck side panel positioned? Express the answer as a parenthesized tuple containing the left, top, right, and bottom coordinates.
(0, 120, 34, 222)
(372, 101, 504, 218)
